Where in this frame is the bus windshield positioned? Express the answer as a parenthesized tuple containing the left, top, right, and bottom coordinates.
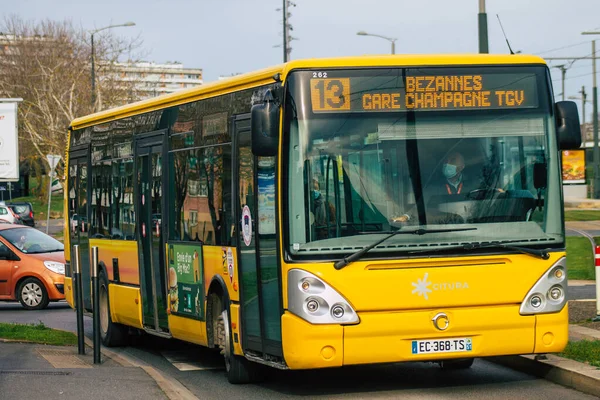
(284, 66, 562, 258)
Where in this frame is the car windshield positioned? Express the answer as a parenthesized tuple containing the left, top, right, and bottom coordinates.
(284, 66, 561, 258)
(0, 228, 64, 254)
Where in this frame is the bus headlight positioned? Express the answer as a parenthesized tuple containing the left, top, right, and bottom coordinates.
(288, 269, 359, 324)
(548, 286, 564, 302)
(520, 257, 567, 315)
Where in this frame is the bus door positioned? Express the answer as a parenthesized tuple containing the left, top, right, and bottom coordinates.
(233, 115, 283, 358)
(135, 131, 170, 335)
(68, 148, 92, 310)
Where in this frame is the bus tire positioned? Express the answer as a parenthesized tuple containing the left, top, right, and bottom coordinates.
(217, 307, 264, 384)
(439, 357, 474, 370)
(99, 271, 128, 347)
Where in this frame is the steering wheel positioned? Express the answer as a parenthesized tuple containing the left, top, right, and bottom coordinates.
(466, 188, 504, 200)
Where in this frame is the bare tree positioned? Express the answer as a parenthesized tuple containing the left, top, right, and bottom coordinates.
(0, 16, 143, 196)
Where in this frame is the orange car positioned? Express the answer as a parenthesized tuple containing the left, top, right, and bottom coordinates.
(0, 223, 65, 309)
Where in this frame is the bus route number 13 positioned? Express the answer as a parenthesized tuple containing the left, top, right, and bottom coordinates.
(310, 78, 351, 112)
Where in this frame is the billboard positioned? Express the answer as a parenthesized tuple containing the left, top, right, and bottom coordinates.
(0, 102, 19, 181)
(562, 150, 586, 184)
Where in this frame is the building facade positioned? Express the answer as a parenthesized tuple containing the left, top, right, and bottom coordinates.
(114, 61, 203, 99)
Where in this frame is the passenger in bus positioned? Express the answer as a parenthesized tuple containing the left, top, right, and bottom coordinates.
(312, 177, 336, 239)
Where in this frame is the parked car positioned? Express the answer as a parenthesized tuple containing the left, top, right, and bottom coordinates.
(5, 202, 34, 227)
(0, 224, 65, 309)
(0, 204, 22, 225)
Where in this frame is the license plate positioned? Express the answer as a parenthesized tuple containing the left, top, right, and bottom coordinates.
(411, 338, 472, 354)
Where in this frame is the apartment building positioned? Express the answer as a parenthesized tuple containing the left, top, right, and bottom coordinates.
(115, 61, 203, 98)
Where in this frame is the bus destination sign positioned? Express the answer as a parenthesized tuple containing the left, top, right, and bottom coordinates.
(309, 73, 538, 113)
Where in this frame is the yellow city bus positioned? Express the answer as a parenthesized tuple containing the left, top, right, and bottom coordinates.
(64, 54, 581, 383)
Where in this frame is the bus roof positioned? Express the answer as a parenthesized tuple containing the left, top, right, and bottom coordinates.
(69, 54, 547, 130)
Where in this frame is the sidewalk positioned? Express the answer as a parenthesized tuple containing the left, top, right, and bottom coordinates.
(491, 296, 600, 398)
(0, 341, 166, 400)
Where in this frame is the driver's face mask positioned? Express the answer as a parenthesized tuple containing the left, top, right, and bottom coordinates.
(442, 163, 458, 179)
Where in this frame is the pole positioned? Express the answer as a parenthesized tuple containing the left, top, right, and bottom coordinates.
(73, 245, 85, 355)
(45, 173, 52, 234)
(581, 86, 587, 126)
(478, 0, 489, 53)
(593, 40, 599, 199)
(282, 0, 287, 62)
(92, 246, 101, 364)
(91, 33, 96, 110)
(561, 67, 566, 101)
(391, 40, 395, 55)
(595, 245, 600, 321)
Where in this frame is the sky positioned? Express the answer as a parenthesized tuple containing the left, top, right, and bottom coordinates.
(4, 0, 600, 121)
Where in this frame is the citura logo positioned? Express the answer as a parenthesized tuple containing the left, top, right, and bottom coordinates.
(411, 273, 432, 300)
(411, 273, 469, 300)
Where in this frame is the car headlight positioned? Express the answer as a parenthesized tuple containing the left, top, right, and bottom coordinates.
(44, 261, 65, 275)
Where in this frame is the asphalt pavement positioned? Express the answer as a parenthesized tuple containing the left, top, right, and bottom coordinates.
(0, 341, 166, 400)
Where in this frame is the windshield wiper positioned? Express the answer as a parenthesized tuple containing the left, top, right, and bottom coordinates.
(333, 227, 477, 270)
(409, 242, 550, 260)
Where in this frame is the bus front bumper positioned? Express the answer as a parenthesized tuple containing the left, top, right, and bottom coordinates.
(281, 305, 567, 370)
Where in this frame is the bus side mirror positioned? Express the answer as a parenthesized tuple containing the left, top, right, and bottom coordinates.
(251, 89, 280, 157)
(555, 101, 582, 150)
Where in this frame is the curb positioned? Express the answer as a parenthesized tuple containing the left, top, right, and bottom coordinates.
(490, 354, 600, 398)
(83, 337, 199, 400)
(490, 324, 600, 398)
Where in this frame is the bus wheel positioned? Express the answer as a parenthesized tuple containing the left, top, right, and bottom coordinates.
(99, 271, 128, 347)
(217, 308, 264, 384)
(439, 358, 474, 370)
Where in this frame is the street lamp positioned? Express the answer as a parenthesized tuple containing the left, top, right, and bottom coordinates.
(90, 22, 135, 111)
(582, 31, 599, 198)
(357, 31, 397, 54)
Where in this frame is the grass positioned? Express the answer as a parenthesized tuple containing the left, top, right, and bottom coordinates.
(0, 322, 76, 346)
(566, 236, 596, 280)
(560, 340, 600, 368)
(564, 210, 600, 221)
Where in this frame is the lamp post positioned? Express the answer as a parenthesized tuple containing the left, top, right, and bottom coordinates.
(357, 31, 397, 54)
(90, 22, 135, 111)
(582, 32, 599, 198)
(478, 0, 488, 53)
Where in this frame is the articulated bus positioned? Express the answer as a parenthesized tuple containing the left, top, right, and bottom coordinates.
(64, 54, 581, 383)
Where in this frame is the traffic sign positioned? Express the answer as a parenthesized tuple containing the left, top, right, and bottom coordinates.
(46, 154, 61, 172)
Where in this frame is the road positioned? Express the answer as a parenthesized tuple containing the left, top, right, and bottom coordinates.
(0, 302, 596, 399)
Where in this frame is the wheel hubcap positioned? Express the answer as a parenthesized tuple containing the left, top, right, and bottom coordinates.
(22, 283, 42, 306)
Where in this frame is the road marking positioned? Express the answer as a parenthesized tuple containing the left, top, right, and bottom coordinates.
(161, 350, 224, 371)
